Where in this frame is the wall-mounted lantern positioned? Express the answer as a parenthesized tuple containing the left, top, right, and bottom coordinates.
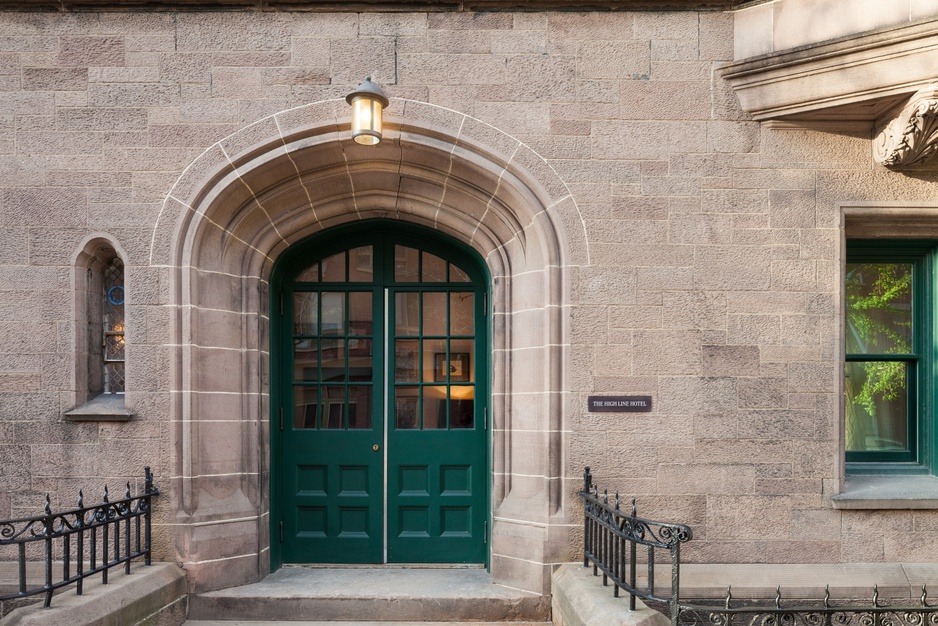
(346, 77, 389, 146)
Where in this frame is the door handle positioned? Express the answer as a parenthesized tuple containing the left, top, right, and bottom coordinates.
(373, 444, 380, 451)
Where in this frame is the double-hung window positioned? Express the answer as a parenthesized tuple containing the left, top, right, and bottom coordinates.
(845, 241, 931, 473)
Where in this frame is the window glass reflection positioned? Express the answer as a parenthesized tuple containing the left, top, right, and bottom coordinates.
(320, 338, 346, 382)
(348, 385, 372, 429)
(395, 340, 419, 382)
(321, 292, 345, 335)
(395, 386, 419, 429)
(293, 292, 319, 335)
(293, 338, 319, 382)
(349, 292, 372, 336)
(395, 292, 420, 336)
(348, 246, 373, 282)
(845, 263, 912, 355)
(394, 245, 419, 282)
(423, 253, 447, 282)
(293, 386, 319, 429)
(450, 292, 474, 335)
(423, 292, 446, 336)
(450, 263, 470, 283)
(321, 252, 346, 282)
(322, 386, 346, 429)
(845, 361, 909, 453)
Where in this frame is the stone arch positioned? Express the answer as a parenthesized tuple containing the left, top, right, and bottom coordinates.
(152, 98, 587, 594)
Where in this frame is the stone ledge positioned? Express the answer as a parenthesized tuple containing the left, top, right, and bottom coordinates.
(552, 564, 670, 626)
(0, 562, 187, 626)
(831, 475, 938, 510)
(64, 394, 134, 422)
(675, 563, 938, 600)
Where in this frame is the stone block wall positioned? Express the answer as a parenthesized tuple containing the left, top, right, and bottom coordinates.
(0, 6, 935, 593)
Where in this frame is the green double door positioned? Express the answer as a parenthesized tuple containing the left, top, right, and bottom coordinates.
(278, 227, 488, 564)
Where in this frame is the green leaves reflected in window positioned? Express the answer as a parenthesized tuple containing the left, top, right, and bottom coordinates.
(845, 244, 928, 469)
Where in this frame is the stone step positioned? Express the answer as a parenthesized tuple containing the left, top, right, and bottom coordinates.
(186, 567, 551, 623)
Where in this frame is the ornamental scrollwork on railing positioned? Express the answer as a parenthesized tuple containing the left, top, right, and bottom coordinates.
(0, 467, 159, 609)
(874, 84, 938, 169)
(677, 585, 938, 626)
(582, 471, 692, 550)
(0, 472, 158, 548)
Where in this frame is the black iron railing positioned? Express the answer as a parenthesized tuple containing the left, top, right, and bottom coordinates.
(580, 467, 938, 626)
(0, 467, 159, 608)
(582, 466, 692, 625)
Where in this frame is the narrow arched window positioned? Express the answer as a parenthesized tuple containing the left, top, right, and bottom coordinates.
(102, 257, 125, 394)
(67, 240, 132, 420)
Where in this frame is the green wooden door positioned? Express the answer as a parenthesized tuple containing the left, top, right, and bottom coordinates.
(278, 226, 488, 565)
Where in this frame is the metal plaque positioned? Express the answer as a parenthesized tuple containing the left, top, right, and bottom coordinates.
(587, 395, 652, 412)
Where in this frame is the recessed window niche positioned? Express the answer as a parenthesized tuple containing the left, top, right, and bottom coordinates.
(66, 239, 133, 422)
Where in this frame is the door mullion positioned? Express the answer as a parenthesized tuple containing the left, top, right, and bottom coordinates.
(383, 287, 390, 564)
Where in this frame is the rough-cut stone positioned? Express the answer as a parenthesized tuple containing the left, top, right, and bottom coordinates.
(0, 4, 933, 607)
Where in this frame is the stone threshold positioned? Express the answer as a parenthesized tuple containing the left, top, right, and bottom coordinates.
(187, 567, 551, 623)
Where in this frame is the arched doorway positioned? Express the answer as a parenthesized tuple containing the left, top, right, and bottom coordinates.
(154, 98, 589, 594)
(271, 221, 489, 566)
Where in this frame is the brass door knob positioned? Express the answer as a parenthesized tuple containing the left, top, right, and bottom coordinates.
(373, 444, 379, 451)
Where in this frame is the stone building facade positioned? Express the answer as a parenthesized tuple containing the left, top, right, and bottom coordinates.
(2, 0, 938, 598)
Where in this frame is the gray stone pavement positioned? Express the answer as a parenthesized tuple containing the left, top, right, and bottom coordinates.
(183, 622, 549, 625)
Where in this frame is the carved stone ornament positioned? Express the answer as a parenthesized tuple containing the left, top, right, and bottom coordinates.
(874, 84, 938, 169)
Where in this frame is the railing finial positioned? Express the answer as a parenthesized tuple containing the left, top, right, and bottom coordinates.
(775, 586, 781, 609)
(631, 497, 636, 518)
(923, 584, 929, 607)
(725, 586, 733, 610)
(103, 484, 109, 503)
(873, 584, 879, 608)
(44, 494, 51, 517)
(824, 585, 830, 609)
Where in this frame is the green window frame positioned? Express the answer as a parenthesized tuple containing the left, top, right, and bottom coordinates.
(845, 240, 934, 474)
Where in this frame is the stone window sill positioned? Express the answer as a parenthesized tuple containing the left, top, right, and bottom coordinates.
(831, 474, 938, 509)
(64, 394, 134, 422)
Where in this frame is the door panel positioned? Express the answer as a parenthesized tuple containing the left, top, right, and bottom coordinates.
(279, 230, 487, 565)
(387, 431, 485, 562)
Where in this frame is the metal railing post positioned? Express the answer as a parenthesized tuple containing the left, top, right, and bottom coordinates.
(670, 540, 680, 626)
(43, 496, 53, 608)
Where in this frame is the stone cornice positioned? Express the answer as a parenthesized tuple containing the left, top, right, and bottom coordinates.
(873, 85, 938, 169)
(722, 18, 938, 122)
(0, 0, 740, 10)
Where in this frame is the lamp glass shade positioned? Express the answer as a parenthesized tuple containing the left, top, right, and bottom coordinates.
(350, 96, 383, 145)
